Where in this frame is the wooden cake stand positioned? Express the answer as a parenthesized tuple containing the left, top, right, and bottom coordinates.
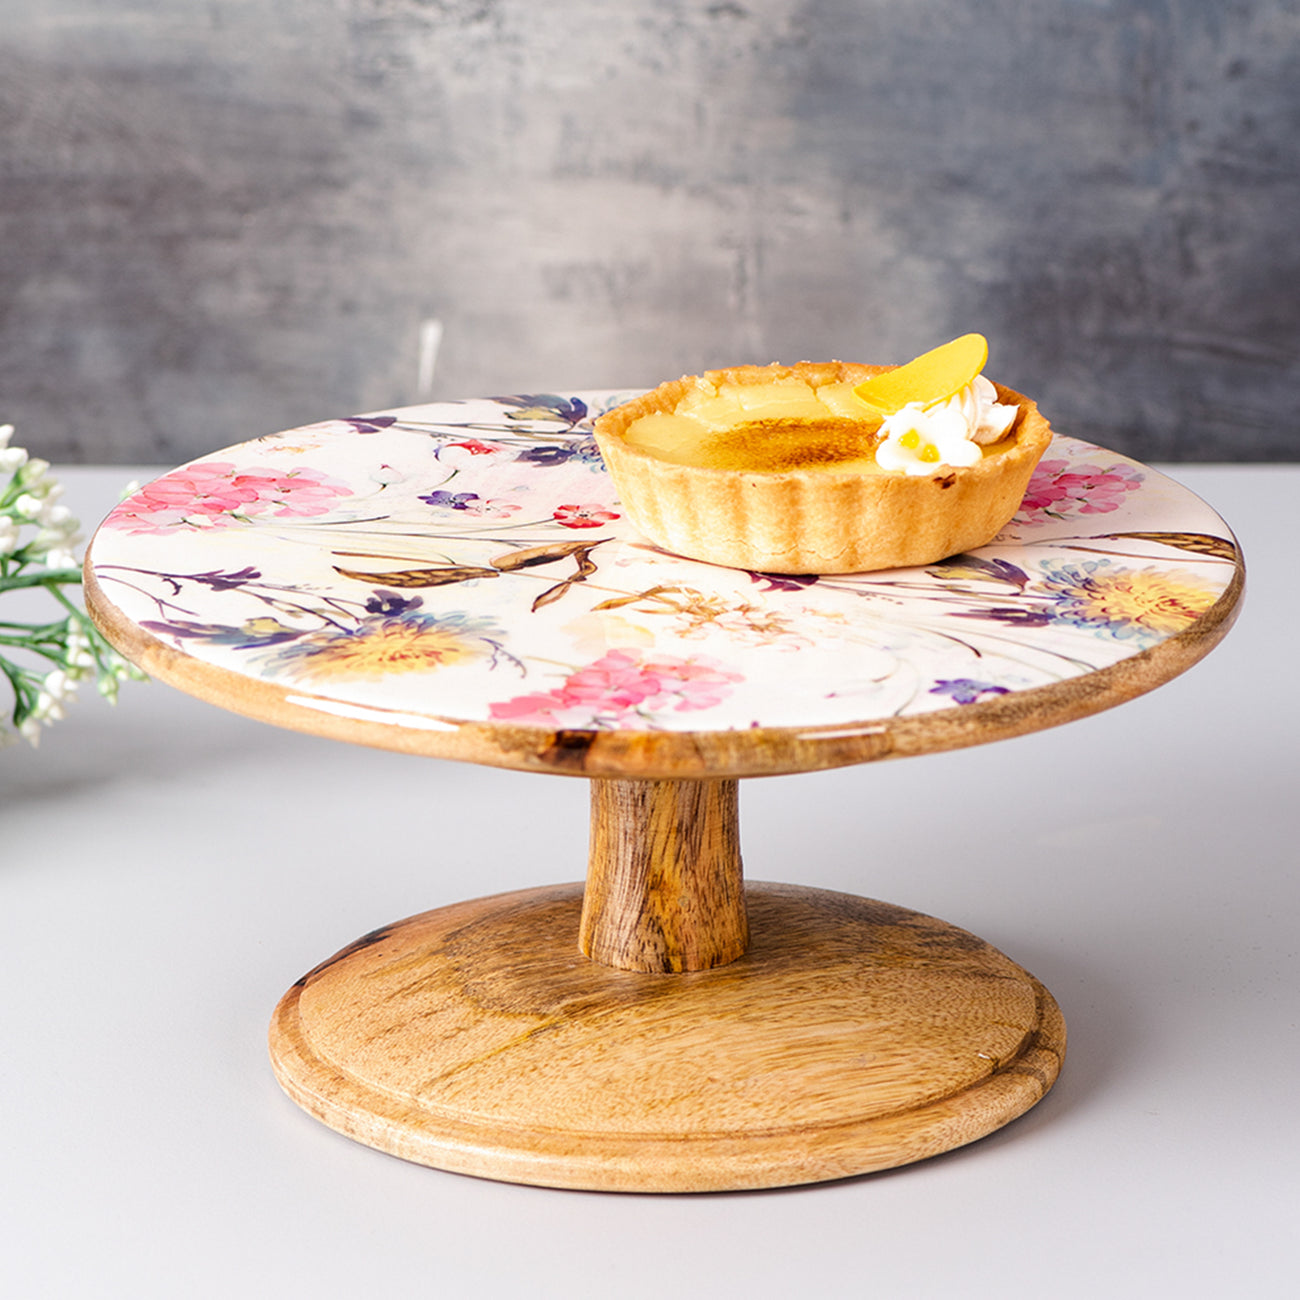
(85, 393, 1242, 1192)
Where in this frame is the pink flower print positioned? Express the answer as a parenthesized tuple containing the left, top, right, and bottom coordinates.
(108, 461, 353, 533)
(488, 649, 742, 729)
(553, 502, 620, 529)
(1016, 458, 1143, 526)
(237, 470, 351, 518)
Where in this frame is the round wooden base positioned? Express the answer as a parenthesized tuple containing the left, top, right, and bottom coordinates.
(269, 883, 1064, 1192)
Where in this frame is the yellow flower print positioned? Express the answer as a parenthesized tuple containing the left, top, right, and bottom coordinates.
(1039, 561, 1219, 638)
(267, 602, 499, 682)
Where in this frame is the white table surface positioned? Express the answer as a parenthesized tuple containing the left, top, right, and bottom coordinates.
(2, 465, 1296, 1300)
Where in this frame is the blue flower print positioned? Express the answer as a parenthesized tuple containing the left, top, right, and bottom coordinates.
(514, 434, 605, 471)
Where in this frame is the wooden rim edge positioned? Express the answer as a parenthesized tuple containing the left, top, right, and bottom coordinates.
(85, 538, 1244, 780)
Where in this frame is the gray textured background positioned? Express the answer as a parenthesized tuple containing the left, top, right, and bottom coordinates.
(2, 0, 1297, 465)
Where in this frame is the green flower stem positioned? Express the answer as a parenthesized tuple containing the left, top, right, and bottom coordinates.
(0, 656, 34, 708)
(0, 619, 71, 635)
(0, 569, 83, 595)
(3, 433, 144, 743)
(0, 633, 70, 661)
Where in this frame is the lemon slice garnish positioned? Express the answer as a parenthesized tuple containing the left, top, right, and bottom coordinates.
(852, 333, 989, 414)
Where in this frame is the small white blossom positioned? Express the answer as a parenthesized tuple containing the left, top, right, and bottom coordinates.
(875, 377, 1020, 476)
(42, 546, 80, 571)
(67, 654, 95, 679)
(63, 627, 96, 678)
(33, 693, 63, 722)
(112, 655, 144, 681)
(1, 425, 142, 745)
(28, 667, 79, 726)
(876, 399, 983, 476)
(15, 460, 53, 500)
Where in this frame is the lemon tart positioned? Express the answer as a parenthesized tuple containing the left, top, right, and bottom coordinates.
(593, 343, 1052, 574)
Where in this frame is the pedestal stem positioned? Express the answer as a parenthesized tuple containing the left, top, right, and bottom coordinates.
(580, 778, 748, 973)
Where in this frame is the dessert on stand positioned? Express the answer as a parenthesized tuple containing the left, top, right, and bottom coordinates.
(591, 336, 1052, 573)
(85, 384, 1241, 1192)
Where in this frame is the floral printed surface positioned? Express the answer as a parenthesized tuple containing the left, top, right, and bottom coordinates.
(88, 395, 1239, 735)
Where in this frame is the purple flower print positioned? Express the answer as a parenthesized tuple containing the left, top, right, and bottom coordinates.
(497, 395, 590, 426)
(188, 567, 262, 592)
(364, 590, 424, 617)
(418, 488, 521, 518)
(749, 572, 821, 592)
(930, 678, 1012, 705)
(341, 416, 398, 434)
(420, 490, 480, 509)
(514, 435, 605, 470)
(927, 556, 1029, 589)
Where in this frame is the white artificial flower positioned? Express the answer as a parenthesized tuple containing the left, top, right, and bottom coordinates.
(1, 426, 142, 744)
(66, 628, 96, 675)
(44, 546, 81, 571)
(0, 446, 28, 475)
(112, 654, 143, 681)
(17, 458, 52, 493)
(876, 398, 983, 476)
(875, 375, 1019, 475)
(33, 693, 61, 722)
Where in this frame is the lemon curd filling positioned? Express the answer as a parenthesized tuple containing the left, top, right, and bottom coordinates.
(622, 378, 890, 472)
(621, 375, 1016, 474)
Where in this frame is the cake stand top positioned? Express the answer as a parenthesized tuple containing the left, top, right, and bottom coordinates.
(85, 392, 1242, 779)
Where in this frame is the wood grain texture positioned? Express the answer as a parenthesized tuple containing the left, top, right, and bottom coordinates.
(269, 882, 1065, 1192)
(581, 778, 747, 971)
(83, 552, 1244, 781)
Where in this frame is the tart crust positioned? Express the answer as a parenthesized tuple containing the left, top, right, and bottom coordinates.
(593, 361, 1053, 574)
